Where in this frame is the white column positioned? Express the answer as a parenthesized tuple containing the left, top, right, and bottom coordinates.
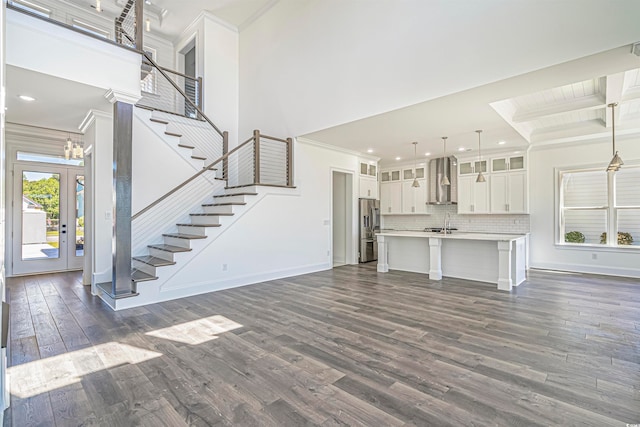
(377, 236, 389, 272)
(497, 240, 513, 291)
(428, 237, 442, 280)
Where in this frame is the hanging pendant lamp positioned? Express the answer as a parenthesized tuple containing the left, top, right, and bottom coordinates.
(606, 102, 623, 172)
(441, 137, 450, 186)
(411, 141, 420, 188)
(475, 130, 486, 183)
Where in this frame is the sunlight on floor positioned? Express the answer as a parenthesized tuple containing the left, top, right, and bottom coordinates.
(144, 315, 243, 345)
(8, 342, 162, 399)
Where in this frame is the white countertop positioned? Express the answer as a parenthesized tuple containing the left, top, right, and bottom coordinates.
(376, 230, 527, 242)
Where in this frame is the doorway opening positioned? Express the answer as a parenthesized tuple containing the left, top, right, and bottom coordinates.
(12, 162, 84, 275)
(181, 41, 197, 118)
(332, 171, 354, 267)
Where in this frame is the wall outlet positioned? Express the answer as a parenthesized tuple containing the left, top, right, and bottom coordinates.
(591, 253, 597, 260)
(222, 263, 228, 271)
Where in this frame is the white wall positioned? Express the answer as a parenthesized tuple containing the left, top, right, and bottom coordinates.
(175, 12, 239, 148)
(79, 110, 113, 286)
(529, 137, 640, 277)
(239, 0, 640, 138)
(117, 139, 361, 309)
(6, 9, 140, 95)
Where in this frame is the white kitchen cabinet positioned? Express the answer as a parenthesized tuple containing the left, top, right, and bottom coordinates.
(402, 166, 426, 180)
(359, 161, 379, 199)
(491, 155, 525, 173)
(401, 179, 427, 213)
(381, 169, 401, 182)
(490, 172, 527, 213)
(458, 175, 490, 214)
(359, 176, 378, 199)
(458, 160, 487, 175)
(380, 181, 402, 214)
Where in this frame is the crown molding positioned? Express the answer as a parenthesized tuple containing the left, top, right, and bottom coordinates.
(296, 137, 380, 161)
(104, 89, 141, 105)
(79, 109, 112, 133)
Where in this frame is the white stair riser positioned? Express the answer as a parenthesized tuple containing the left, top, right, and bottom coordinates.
(225, 186, 258, 195)
(189, 215, 221, 226)
(202, 204, 236, 214)
(163, 236, 193, 248)
(132, 260, 157, 276)
(177, 225, 209, 236)
(148, 247, 177, 262)
(213, 195, 247, 204)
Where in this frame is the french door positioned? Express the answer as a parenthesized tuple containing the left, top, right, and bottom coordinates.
(12, 163, 85, 275)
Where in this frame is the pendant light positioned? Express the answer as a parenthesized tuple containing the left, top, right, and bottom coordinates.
(411, 141, 420, 188)
(475, 130, 486, 183)
(64, 135, 72, 160)
(606, 102, 623, 172)
(64, 134, 84, 160)
(441, 137, 450, 186)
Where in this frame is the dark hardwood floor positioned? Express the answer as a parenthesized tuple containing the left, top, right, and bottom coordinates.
(3, 265, 640, 426)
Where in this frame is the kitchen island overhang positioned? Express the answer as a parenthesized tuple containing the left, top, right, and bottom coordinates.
(376, 231, 528, 291)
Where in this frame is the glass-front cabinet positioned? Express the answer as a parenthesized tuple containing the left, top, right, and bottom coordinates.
(491, 155, 525, 173)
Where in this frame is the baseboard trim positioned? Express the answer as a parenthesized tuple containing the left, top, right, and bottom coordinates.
(530, 262, 640, 278)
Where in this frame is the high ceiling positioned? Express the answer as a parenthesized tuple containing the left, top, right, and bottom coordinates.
(302, 46, 640, 166)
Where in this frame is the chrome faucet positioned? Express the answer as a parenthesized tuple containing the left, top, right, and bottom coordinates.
(443, 212, 451, 234)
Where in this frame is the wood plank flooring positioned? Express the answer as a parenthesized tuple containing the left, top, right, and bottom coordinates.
(3, 266, 640, 426)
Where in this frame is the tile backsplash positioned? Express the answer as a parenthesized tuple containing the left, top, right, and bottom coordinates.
(381, 204, 530, 234)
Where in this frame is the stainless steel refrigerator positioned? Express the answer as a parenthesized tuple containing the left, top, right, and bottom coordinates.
(359, 198, 380, 263)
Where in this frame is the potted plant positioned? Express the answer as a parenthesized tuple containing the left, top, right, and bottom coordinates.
(565, 231, 585, 243)
(599, 232, 633, 245)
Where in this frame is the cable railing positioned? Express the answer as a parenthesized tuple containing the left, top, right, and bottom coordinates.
(139, 59, 203, 119)
(133, 130, 294, 221)
(114, 0, 142, 49)
(225, 131, 294, 188)
(138, 52, 224, 165)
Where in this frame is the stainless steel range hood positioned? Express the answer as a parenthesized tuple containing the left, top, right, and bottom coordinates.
(428, 157, 457, 204)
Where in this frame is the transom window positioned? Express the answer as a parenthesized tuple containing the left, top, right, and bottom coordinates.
(559, 166, 640, 247)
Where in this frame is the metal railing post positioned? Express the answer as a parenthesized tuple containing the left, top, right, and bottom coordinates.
(287, 137, 294, 186)
(222, 131, 229, 180)
(253, 130, 261, 184)
(134, 0, 143, 49)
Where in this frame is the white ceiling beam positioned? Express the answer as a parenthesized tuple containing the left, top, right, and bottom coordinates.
(605, 72, 625, 127)
(511, 95, 605, 123)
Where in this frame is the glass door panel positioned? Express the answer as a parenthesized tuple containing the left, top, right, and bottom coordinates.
(13, 164, 84, 274)
(21, 171, 60, 261)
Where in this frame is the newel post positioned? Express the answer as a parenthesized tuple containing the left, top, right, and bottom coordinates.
(253, 130, 261, 184)
(134, 0, 143, 50)
(222, 131, 229, 180)
(287, 137, 294, 186)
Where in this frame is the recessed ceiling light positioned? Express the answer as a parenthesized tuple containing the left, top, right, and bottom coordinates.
(497, 141, 506, 145)
(395, 156, 401, 161)
(458, 147, 465, 152)
(424, 152, 431, 156)
(514, 151, 521, 154)
(19, 95, 36, 102)
(367, 148, 373, 153)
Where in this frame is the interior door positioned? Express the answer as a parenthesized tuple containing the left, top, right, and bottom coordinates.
(12, 164, 84, 275)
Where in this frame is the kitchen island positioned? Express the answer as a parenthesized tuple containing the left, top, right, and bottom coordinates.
(376, 230, 527, 290)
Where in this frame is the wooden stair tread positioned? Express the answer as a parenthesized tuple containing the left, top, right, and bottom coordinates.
(150, 118, 169, 125)
(132, 269, 158, 282)
(202, 202, 246, 207)
(177, 223, 222, 227)
(133, 256, 176, 267)
(147, 244, 192, 253)
(190, 213, 234, 216)
(162, 233, 207, 239)
(214, 193, 258, 198)
(191, 155, 206, 160)
(165, 131, 182, 137)
(178, 143, 196, 149)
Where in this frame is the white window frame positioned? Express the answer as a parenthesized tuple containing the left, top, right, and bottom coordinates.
(557, 164, 640, 249)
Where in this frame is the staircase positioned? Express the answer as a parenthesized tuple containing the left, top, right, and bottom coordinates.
(131, 186, 258, 287)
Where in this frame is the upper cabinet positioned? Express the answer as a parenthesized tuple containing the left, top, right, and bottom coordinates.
(359, 160, 379, 199)
(458, 153, 529, 214)
(458, 160, 487, 175)
(491, 155, 525, 173)
(379, 165, 428, 214)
